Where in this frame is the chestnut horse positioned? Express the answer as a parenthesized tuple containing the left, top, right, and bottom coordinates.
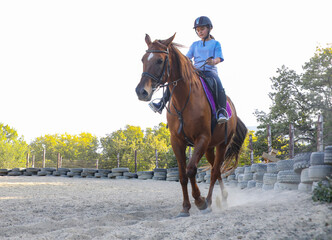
(135, 34, 247, 217)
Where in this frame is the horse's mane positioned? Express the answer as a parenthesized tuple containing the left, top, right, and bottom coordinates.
(168, 43, 200, 85)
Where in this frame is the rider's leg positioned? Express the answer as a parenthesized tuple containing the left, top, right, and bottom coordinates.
(202, 71, 228, 124)
(149, 87, 170, 114)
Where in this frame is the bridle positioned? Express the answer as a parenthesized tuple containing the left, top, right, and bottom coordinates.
(141, 49, 170, 87)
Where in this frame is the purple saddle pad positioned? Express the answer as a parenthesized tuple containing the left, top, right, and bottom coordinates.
(199, 77, 232, 118)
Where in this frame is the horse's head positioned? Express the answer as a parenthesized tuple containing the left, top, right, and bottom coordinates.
(135, 33, 176, 101)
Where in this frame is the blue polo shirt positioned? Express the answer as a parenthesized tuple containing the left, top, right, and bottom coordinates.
(186, 39, 224, 75)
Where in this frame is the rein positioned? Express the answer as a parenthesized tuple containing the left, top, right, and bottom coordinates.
(141, 47, 193, 145)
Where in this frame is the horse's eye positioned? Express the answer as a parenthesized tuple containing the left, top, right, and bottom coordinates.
(157, 59, 163, 64)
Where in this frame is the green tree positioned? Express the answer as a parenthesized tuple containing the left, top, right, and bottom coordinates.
(0, 123, 28, 168)
(254, 45, 332, 158)
(29, 133, 99, 168)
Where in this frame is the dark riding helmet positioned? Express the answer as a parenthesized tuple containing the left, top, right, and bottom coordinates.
(193, 16, 213, 29)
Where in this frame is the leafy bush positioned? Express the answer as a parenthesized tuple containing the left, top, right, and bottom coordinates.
(312, 176, 332, 203)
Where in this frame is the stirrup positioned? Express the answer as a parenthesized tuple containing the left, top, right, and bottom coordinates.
(216, 108, 229, 124)
(148, 99, 163, 114)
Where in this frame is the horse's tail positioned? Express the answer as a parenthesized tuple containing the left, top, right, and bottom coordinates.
(220, 117, 248, 177)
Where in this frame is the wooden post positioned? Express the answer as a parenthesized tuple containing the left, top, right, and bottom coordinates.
(134, 150, 137, 173)
(60, 156, 62, 168)
(32, 155, 35, 168)
(289, 124, 294, 158)
(267, 124, 272, 154)
(249, 135, 253, 164)
(26, 153, 30, 168)
(317, 114, 324, 152)
(57, 153, 60, 171)
(117, 153, 120, 168)
(155, 149, 158, 168)
(42, 148, 46, 168)
(96, 159, 99, 169)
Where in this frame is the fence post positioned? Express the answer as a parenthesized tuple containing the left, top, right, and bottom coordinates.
(117, 153, 120, 168)
(289, 124, 294, 158)
(57, 153, 60, 171)
(96, 159, 99, 169)
(26, 153, 30, 168)
(32, 155, 35, 168)
(135, 150, 137, 173)
(42, 148, 46, 168)
(155, 149, 158, 168)
(317, 114, 324, 152)
(249, 135, 253, 164)
(267, 124, 272, 154)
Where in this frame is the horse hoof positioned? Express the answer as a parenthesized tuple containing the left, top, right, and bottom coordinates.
(175, 212, 190, 218)
(200, 207, 212, 214)
(196, 198, 208, 210)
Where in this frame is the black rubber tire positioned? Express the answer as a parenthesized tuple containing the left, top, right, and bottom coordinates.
(244, 166, 251, 173)
(263, 173, 278, 185)
(277, 159, 294, 172)
(267, 163, 278, 173)
(300, 168, 312, 183)
(308, 165, 332, 181)
(262, 184, 274, 191)
(243, 172, 253, 181)
(310, 152, 325, 166)
(253, 172, 264, 182)
(277, 170, 300, 183)
(112, 168, 129, 173)
(0, 169, 9, 173)
(37, 171, 47, 176)
(298, 182, 312, 192)
(324, 146, 332, 164)
(235, 166, 245, 174)
(247, 180, 256, 188)
(256, 163, 267, 173)
(8, 171, 22, 176)
(250, 164, 258, 173)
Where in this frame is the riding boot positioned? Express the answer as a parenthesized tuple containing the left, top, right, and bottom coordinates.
(216, 87, 228, 124)
(149, 87, 170, 114)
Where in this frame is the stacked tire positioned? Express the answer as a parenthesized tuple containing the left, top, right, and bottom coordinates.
(309, 151, 332, 191)
(196, 168, 206, 183)
(166, 168, 179, 181)
(0, 169, 9, 176)
(108, 168, 130, 179)
(262, 163, 278, 190)
(137, 171, 153, 180)
(95, 169, 111, 178)
(153, 168, 167, 180)
(254, 164, 266, 189)
(67, 168, 83, 177)
(8, 168, 24, 176)
(243, 166, 254, 189)
(274, 159, 300, 191)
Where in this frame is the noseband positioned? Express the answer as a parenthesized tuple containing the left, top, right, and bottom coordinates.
(141, 49, 170, 86)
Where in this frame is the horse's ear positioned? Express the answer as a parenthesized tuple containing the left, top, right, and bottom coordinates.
(161, 33, 176, 47)
(145, 34, 152, 46)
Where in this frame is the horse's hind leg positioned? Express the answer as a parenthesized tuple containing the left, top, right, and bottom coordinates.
(217, 176, 228, 209)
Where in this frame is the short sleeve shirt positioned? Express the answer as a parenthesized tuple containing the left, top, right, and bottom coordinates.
(186, 39, 224, 75)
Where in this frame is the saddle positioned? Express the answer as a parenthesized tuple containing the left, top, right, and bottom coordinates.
(198, 73, 232, 133)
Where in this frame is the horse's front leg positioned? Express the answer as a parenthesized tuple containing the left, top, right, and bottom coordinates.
(171, 138, 191, 217)
(206, 145, 226, 207)
(186, 136, 210, 211)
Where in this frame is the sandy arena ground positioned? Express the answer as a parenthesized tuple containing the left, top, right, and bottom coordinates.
(0, 176, 331, 240)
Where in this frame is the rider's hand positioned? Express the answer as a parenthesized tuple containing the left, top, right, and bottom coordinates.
(206, 58, 219, 66)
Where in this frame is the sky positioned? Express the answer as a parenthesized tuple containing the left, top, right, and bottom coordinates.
(1, 0, 331, 143)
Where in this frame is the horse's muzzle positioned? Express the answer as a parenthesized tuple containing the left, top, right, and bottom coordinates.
(135, 85, 152, 101)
